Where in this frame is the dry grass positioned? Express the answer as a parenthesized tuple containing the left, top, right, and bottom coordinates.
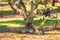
(0, 32, 59, 40)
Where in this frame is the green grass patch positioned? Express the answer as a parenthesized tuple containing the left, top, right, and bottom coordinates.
(33, 19, 58, 26)
(0, 19, 59, 28)
(0, 20, 24, 28)
(0, 10, 14, 13)
(45, 20, 58, 26)
(0, 20, 24, 25)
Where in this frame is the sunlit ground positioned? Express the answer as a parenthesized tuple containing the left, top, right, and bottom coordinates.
(0, 2, 60, 40)
(0, 19, 59, 28)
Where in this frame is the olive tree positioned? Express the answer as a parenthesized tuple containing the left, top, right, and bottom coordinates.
(7, 0, 50, 33)
(7, 0, 40, 33)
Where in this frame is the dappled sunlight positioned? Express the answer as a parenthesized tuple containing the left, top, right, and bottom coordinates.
(0, 23, 24, 28)
(0, 20, 25, 28)
(0, 0, 60, 40)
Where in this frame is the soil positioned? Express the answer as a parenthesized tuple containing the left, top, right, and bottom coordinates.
(0, 4, 60, 40)
(0, 28, 60, 40)
(0, 33, 59, 40)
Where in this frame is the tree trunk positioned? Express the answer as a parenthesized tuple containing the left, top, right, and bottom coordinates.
(23, 16, 35, 33)
(24, 16, 33, 29)
(8, 0, 36, 33)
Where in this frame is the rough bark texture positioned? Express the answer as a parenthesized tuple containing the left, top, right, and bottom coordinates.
(8, 0, 36, 33)
(25, 16, 33, 29)
(8, 0, 21, 14)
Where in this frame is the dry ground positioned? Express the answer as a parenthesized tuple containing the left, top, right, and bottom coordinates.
(0, 3, 60, 40)
(0, 32, 60, 40)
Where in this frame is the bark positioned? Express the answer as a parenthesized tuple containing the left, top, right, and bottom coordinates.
(24, 15, 33, 29)
(8, 0, 36, 33)
(24, 15, 35, 33)
(8, 0, 15, 11)
(8, 0, 20, 14)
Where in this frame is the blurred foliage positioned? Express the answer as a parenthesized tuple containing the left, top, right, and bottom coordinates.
(0, 6, 60, 13)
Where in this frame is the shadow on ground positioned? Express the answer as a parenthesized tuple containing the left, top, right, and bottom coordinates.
(0, 25, 60, 34)
(0, 27, 25, 33)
